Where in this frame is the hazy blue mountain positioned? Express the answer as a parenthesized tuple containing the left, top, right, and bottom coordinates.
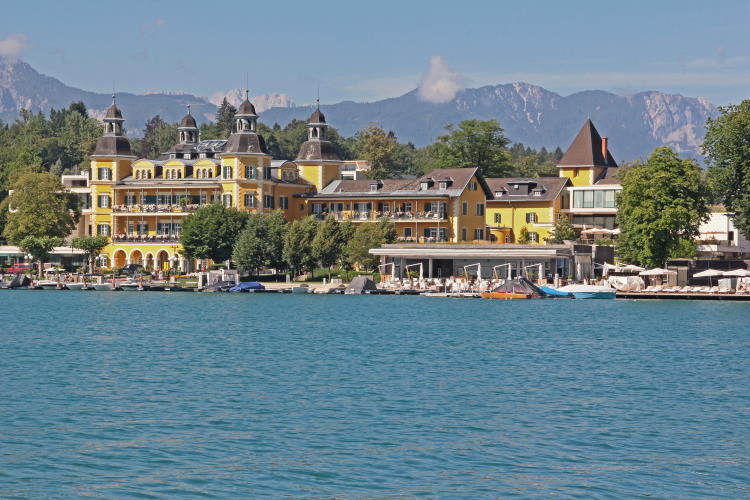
(1, 57, 716, 161)
(261, 84, 717, 161)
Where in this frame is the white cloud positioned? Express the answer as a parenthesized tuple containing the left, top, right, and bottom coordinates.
(0, 33, 29, 59)
(417, 56, 465, 103)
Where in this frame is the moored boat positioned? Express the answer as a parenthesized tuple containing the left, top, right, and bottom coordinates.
(557, 284, 616, 299)
(91, 283, 115, 291)
(64, 283, 87, 290)
(480, 291, 533, 300)
(291, 284, 313, 294)
(36, 280, 60, 290)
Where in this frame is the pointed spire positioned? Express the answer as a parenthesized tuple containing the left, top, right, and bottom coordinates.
(186, 103, 191, 115)
(557, 119, 616, 168)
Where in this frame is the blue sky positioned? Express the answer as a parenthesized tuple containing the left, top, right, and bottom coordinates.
(1, 0, 749, 105)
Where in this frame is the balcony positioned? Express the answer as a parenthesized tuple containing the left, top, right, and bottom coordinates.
(113, 204, 203, 214)
(112, 234, 181, 243)
(315, 211, 449, 222)
(396, 236, 449, 243)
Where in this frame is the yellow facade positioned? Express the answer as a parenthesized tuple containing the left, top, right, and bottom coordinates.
(558, 166, 601, 187)
(298, 162, 341, 191)
(486, 199, 562, 244)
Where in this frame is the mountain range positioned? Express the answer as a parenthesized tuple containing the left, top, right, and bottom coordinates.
(1, 57, 717, 161)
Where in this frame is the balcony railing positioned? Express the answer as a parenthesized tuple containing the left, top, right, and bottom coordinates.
(396, 236, 449, 243)
(112, 234, 181, 243)
(113, 204, 203, 213)
(315, 211, 449, 222)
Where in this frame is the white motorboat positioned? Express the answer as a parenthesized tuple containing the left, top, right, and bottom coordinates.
(91, 283, 115, 291)
(36, 280, 60, 290)
(557, 284, 616, 299)
(65, 283, 87, 290)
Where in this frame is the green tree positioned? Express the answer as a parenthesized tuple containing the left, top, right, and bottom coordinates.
(433, 119, 513, 177)
(355, 124, 402, 179)
(19, 235, 63, 277)
(547, 214, 576, 243)
(312, 216, 344, 278)
(216, 98, 237, 137)
(138, 115, 178, 159)
(703, 100, 750, 240)
(346, 219, 396, 271)
(616, 147, 709, 267)
(517, 227, 530, 244)
(72, 235, 110, 273)
(180, 203, 248, 264)
(283, 215, 318, 277)
(232, 211, 289, 277)
(3, 172, 79, 244)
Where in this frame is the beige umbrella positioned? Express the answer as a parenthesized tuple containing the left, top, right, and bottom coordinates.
(639, 268, 676, 276)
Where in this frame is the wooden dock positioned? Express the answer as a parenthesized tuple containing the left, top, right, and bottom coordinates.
(616, 292, 750, 301)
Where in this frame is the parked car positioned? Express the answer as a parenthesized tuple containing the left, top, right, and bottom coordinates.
(118, 264, 145, 276)
(5, 262, 34, 274)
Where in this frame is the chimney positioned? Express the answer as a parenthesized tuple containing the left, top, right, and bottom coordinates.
(601, 137, 608, 164)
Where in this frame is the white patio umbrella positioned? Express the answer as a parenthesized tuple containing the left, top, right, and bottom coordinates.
(639, 268, 676, 276)
(620, 264, 645, 272)
(693, 268, 724, 288)
(581, 227, 612, 236)
(722, 269, 750, 277)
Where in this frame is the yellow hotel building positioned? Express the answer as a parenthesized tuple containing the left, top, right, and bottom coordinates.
(485, 119, 621, 243)
(89, 94, 314, 271)
(87, 91, 621, 271)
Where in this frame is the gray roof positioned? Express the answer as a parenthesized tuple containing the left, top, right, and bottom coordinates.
(237, 99, 257, 116)
(179, 113, 197, 128)
(296, 140, 341, 162)
(222, 132, 267, 155)
(486, 177, 569, 202)
(92, 135, 134, 157)
(312, 167, 490, 199)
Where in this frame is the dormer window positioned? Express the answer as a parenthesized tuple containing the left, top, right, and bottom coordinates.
(199, 153, 206, 159)
(533, 191, 542, 197)
(514, 184, 519, 190)
(495, 191, 504, 197)
(439, 181, 447, 190)
(170, 154, 176, 159)
(183, 154, 190, 159)
(370, 183, 379, 192)
(420, 182, 429, 190)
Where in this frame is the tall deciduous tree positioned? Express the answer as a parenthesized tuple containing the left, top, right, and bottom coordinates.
(616, 147, 709, 267)
(180, 203, 248, 264)
(232, 211, 289, 276)
(312, 216, 344, 278)
(703, 100, 750, 240)
(433, 119, 513, 177)
(2, 172, 79, 244)
(355, 124, 402, 179)
(547, 214, 576, 243)
(283, 215, 318, 277)
(19, 235, 63, 277)
(346, 219, 396, 271)
(72, 235, 110, 273)
(139, 115, 178, 159)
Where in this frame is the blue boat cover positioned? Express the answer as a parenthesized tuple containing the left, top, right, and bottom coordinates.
(538, 285, 574, 297)
(229, 281, 265, 292)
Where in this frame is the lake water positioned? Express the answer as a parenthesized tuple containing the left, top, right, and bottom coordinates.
(0, 291, 748, 498)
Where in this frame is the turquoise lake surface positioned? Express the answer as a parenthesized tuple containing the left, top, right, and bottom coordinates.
(0, 291, 748, 498)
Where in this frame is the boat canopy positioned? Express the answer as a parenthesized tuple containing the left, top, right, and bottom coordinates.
(490, 278, 545, 296)
(229, 281, 265, 292)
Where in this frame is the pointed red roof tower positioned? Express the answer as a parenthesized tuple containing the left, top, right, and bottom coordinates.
(557, 120, 617, 185)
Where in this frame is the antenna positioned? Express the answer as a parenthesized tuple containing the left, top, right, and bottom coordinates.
(316, 81, 320, 108)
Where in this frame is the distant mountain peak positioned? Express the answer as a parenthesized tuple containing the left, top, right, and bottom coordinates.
(0, 58, 718, 158)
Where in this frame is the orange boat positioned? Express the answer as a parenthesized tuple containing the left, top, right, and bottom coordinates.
(481, 291, 535, 300)
(480, 277, 544, 300)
